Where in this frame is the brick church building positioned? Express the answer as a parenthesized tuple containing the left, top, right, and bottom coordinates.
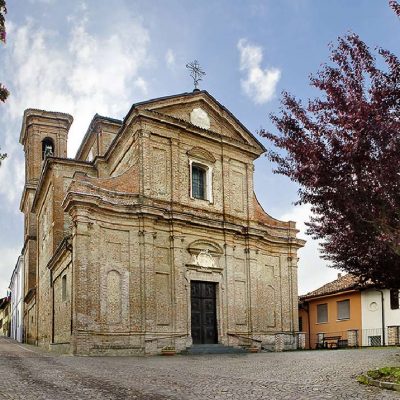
(19, 90, 304, 355)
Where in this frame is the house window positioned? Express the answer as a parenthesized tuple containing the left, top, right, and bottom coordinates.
(337, 299, 350, 320)
(62, 275, 67, 302)
(390, 289, 399, 310)
(299, 316, 303, 332)
(190, 160, 212, 201)
(317, 303, 328, 323)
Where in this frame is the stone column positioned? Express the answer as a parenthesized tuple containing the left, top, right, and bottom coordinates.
(387, 326, 400, 346)
(347, 329, 359, 347)
(224, 244, 236, 346)
(70, 209, 92, 355)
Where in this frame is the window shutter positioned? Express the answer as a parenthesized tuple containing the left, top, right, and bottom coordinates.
(337, 300, 350, 320)
(317, 304, 328, 323)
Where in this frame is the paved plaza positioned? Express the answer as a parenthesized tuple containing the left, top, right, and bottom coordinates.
(0, 337, 399, 400)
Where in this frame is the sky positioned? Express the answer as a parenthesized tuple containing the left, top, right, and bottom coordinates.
(0, 0, 399, 297)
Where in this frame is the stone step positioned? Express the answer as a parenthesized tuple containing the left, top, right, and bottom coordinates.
(182, 344, 248, 355)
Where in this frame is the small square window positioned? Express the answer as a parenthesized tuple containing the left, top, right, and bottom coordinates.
(337, 299, 350, 320)
(317, 303, 328, 323)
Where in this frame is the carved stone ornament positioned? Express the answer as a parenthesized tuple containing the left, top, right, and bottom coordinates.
(190, 107, 211, 130)
(194, 249, 216, 269)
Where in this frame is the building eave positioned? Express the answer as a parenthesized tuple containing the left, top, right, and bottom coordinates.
(74, 114, 122, 160)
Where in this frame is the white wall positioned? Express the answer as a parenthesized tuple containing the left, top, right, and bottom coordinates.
(9, 256, 24, 342)
(361, 288, 400, 346)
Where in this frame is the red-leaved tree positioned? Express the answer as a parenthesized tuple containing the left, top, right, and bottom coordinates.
(0, 0, 7, 165)
(261, 1, 400, 287)
(0, 0, 8, 102)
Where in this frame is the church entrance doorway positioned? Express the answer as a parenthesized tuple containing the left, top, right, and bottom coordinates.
(190, 281, 218, 344)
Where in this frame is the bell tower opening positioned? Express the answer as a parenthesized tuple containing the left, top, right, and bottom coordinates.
(42, 137, 55, 159)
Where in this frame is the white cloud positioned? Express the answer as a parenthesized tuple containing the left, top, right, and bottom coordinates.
(279, 204, 340, 295)
(165, 49, 175, 69)
(28, 0, 56, 4)
(134, 77, 148, 95)
(237, 38, 280, 104)
(0, 12, 151, 295)
(4, 14, 150, 155)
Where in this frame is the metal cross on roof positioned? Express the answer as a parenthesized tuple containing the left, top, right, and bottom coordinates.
(186, 60, 206, 91)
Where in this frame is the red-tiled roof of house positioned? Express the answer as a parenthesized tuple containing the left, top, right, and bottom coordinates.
(300, 273, 374, 300)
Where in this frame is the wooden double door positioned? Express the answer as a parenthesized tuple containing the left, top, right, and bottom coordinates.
(190, 281, 218, 344)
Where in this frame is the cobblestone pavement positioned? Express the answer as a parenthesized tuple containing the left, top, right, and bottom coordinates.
(1, 337, 400, 400)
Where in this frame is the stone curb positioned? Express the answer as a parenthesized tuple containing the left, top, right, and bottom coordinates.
(359, 375, 400, 392)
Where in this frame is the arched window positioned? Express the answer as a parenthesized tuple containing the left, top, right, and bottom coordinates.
(42, 138, 54, 160)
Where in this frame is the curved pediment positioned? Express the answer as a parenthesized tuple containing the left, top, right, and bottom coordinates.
(187, 239, 223, 256)
(187, 146, 216, 163)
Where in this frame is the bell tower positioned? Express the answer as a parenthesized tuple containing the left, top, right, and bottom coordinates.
(19, 109, 73, 300)
(20, 109, 73, 184)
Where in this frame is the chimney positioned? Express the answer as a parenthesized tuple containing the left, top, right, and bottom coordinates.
(337, 273, 342, 279)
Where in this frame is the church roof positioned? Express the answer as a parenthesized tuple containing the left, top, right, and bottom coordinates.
(75, 90, 266, 161)
(123, 90, 266, 152)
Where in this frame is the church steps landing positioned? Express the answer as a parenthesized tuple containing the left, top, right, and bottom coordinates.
(182, 344, 248, 355)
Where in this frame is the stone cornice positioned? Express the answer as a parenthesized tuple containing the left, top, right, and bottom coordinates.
(124, 90, 266, 152)
(19, 109, 73, 145)
(63, 189, 303, 248)
(46, 236, 72, 272)
(31, 157, 96, 213)
(24, 287, 36, 304)
(138, 109, 263, 158)
(19, 183, 37, 212)
(21, 235, 37, 254)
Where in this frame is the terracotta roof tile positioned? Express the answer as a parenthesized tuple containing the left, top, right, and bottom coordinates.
(300, 274, 365, 299)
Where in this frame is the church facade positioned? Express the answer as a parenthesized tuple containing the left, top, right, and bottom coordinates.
(20, 90, 304, 355)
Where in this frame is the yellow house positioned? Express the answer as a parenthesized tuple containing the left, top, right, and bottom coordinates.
(0, 297, 10, 337)
(299, 274, 364, 349)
